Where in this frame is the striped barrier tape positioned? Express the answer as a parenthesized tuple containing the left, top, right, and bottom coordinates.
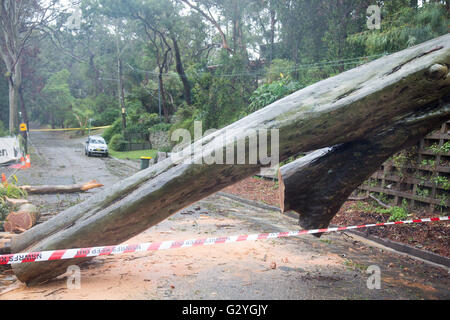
(0, 216, 448, 265)
(29, 126, 111, 132)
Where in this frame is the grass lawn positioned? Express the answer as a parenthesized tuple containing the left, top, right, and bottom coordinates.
(109, 149, 157, 160)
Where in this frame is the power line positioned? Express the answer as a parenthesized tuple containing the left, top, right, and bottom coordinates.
(126, 52, 389, 79)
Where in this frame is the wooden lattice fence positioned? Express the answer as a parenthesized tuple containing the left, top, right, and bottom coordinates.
(356, 121, 450, 213)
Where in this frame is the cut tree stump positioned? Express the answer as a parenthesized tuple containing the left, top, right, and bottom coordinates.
(19, 180, 104, 194)
(278, 95, 450, 234)
(10, 34, 450, 285)
(3, 204, 40, 233)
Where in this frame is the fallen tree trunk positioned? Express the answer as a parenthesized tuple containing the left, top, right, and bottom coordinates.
(0, 232, 13, 254)
(278, 96, 450, 233)
(4, 197, 29, 206)
(11, 34, 450, 285)
(19, 180, 104, 194)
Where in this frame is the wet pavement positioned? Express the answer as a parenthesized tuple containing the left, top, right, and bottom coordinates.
(0, 131, 448, 300)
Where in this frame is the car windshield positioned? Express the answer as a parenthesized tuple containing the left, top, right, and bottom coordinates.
(90, 139, 105, 144)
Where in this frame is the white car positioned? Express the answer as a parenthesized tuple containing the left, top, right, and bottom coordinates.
(85, 136, 109, 157)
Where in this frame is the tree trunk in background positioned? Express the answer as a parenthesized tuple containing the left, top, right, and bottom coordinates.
(8, 63, 22, 133)
(10, 34, 450, 286)
(171, 36, 192, 105)
(8, 81, 19, 133)
(269, 5, 276, 63)
(158, 72, 169, 123)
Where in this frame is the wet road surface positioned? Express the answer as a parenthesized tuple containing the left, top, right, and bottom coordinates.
(0, 131, 448, 300)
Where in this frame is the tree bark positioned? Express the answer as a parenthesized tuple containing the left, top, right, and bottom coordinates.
(171, 36, 192, 105)
(4, 211, 40, 233)
(269, 5, 276, 62)
(10, 34, 450, 285)
(279, 96, 450, 233)
(4, 204, 40, 234)
(8, 65, 21, 133)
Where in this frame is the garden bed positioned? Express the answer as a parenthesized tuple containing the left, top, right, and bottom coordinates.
(222, 176, 449, 258)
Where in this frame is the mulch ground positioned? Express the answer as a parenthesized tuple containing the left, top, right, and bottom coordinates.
(222, 176, 449, 258)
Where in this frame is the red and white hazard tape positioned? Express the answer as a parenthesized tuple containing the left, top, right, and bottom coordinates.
(1, 216, 448, 265)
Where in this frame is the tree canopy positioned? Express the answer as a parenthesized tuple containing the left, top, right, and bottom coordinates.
(0, 0, 448, 135)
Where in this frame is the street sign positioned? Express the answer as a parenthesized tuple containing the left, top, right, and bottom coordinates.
(19, 123, 27, 132)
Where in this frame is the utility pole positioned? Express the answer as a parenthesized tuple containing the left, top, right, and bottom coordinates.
(114, 20, 129, 139)
(19, 111, 27, 154)
(117, 57, 126, 136)
(88, 118, 93, 136)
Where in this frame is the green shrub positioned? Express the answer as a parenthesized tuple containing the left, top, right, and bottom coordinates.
(159, 145, 172, 153)
(102, 118, 122, 143)
(245, 77, 302, 114)
(93, 107, 119, 127)
(376, 204, 409, 222)
(265, 59, 296, 83)
(149, 122, 172, 133)
(0, 120, 9, 137)
(387, 206, 409, 222)
(0, 202, 10, 221)
(0, 184, 27, 200)
(125, 112, 161, 139)
(169, 105, 200, 140)
(109, 133, 128, 151)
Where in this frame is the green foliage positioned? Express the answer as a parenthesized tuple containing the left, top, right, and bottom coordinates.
(429, 141, 450, 154)
(432, 175, 450, 191)
(0, 184, 27, 199)
(71, 97, 95, 133)
(387, 206, 409, 222)
(102, 118, 122, 143)
(0, 120, 9, 137)
(109, 133, 128, 151)
(191, 53, 255, 130)
(108, 148, 157, 160)
(416, 187, 430, 198)
(421, 159, 435, 167)
(435, 194, 449, 211)
(158, 145, 172, 153)
(349, 3, 449, 55)
(91, 94, 119, 126)
(6, 0, 449, 150)
(125, 111, 161, 139)
(41, 69, 75, 128)
(149, 122, 171, 133)
(265, 59, 296, 83)
(245, 77, 302, 114)
(393, 152, 408, 168)
(0, 202, 9, 221)
(169, 105, 200, 139)
(376, 204, 409, 222)
(0, 176, 27, 200)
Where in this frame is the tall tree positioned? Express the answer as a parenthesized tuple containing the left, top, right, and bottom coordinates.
(0, 0, 59, 132)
